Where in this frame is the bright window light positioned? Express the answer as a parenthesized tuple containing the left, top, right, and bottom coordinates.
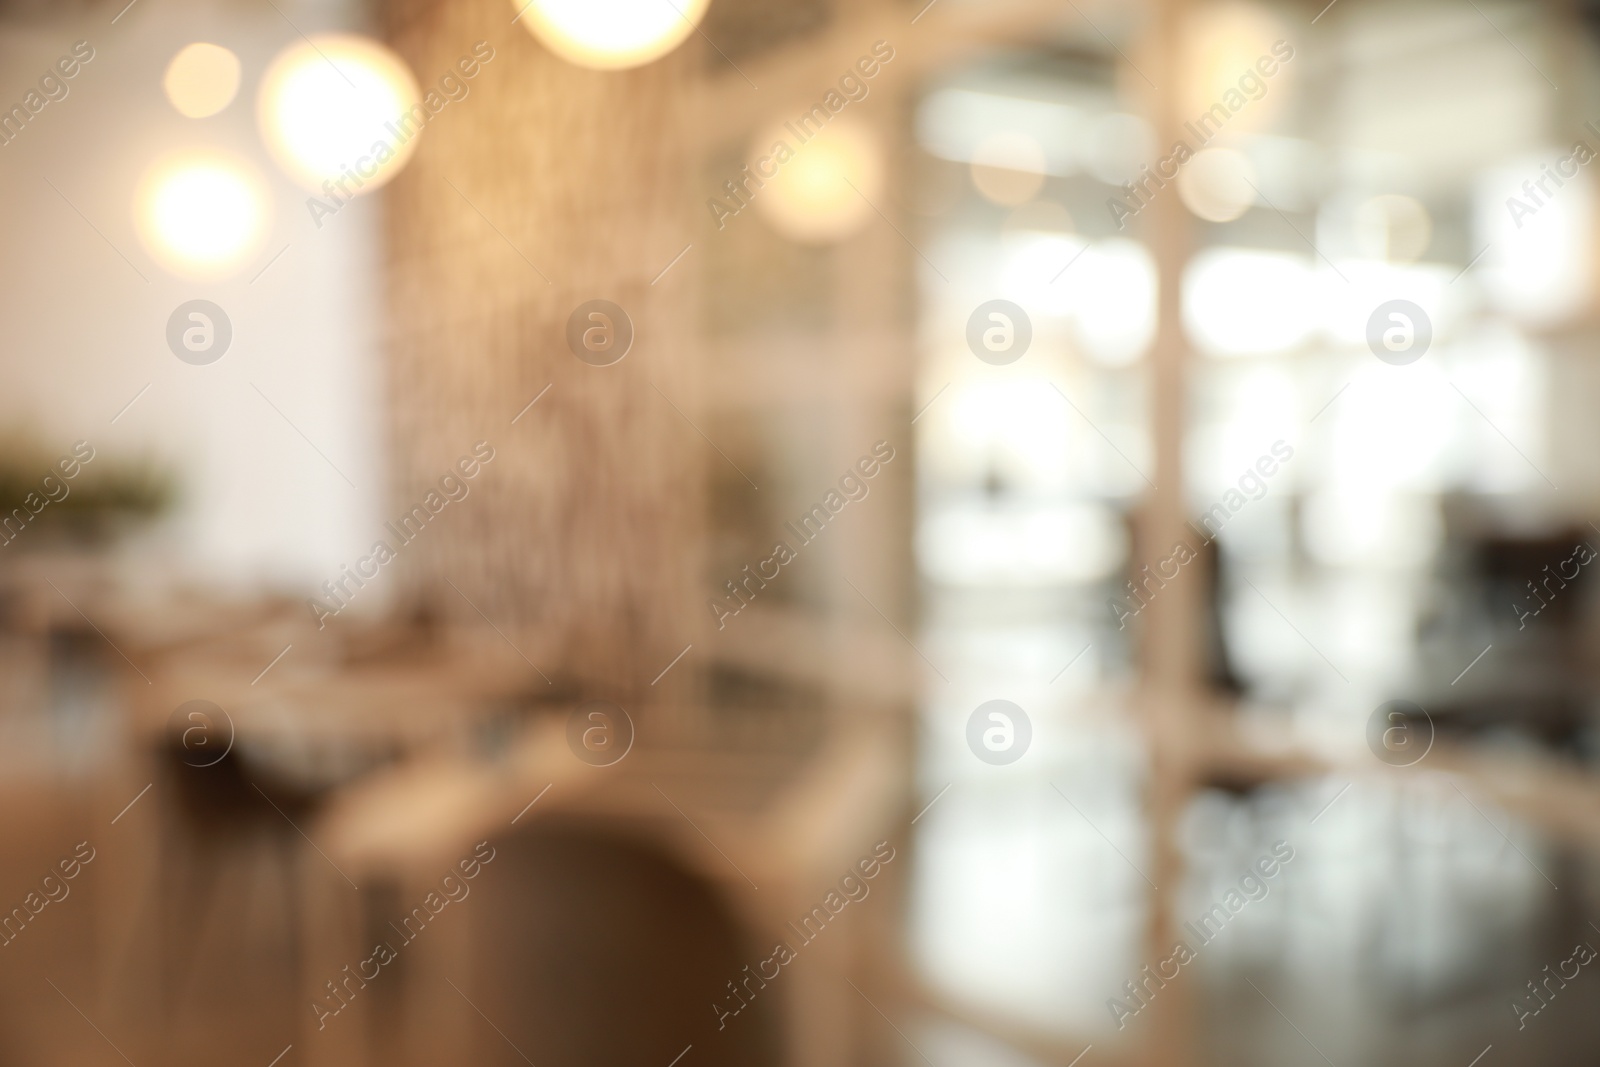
(1302, 490, 1442, 568)
(918, 501, 1127, 586)
(1319, 360, 1453, 493)
(1069, 239, 1156, 366)
(1184, 248, 1314, 356)
(996, 236, 1155, 365)
(930, 377, 1076, 493)
(1319, 259, 1456, 348)
(1476, 154, 1594, 326)
(998, 232, 1083, 318)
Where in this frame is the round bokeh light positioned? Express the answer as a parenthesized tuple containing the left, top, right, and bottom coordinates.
(258, 33, 421, 194)
(136, 153, 269, 280)
(754, 117, 883, 246)
(164, 42, 242, 118)
(510, 0, 712, 70)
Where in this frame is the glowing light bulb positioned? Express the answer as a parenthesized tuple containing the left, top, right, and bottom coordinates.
(510, 0, 711, 70)
(136, 153, 269, 279)
(755, 117, 883, 245)
(164, 42, 241, 118)
(258, 34, 421, 194)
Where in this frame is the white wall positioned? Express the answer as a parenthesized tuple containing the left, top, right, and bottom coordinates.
(0, 0, 387, 599)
